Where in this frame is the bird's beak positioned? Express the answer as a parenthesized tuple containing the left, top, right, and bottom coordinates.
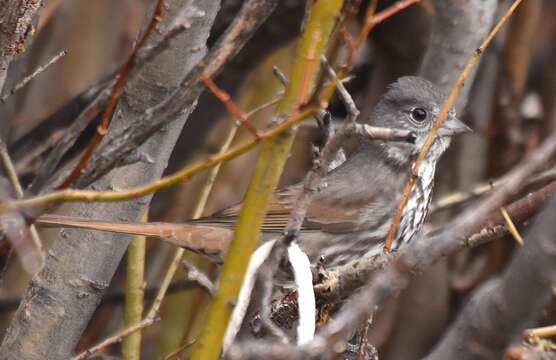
(437, 116, 472, 136)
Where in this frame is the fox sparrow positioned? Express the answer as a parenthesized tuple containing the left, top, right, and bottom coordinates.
(38, 76, 470, 268)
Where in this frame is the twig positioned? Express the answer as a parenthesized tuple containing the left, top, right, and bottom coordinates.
(30, 21, 192, 193)
(430, 166, 556, 213)
(0, 106, 317, 213)
(0, 50, 67, 103)
(347, 0, 417, 65)
(121, 211, 147, 359)
(72, 317, 158, 360)
(245, 92, 284, 118)
(183, 260, 215, 295)
(272, 65, 331, 135)
(162, 337, 198, 360)
(384, 0, 525, 251)
(524, 325, 556, 340)
(500, 207, 523, 245)
(199, 71, 262, 138)
(222, 241, 277, 353)
(321, 56, 359, 123)
(56, 0, 165, 189)
(0, 140, 43, 273)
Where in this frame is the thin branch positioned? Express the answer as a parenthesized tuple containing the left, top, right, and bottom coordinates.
(0, 106, 317, 214)
(121, 211, 147, 359)
(500, 206, 523, 245)
(198, 71, 262, 138)
(0, 139, 43, 273)
(145, 249, 186, 320)
(183, 260, 216, 295)
(72, 317, 158, 360)
(56, 0, 165, 189)
(524, 325, 556, 340)
(0, 49, 67, 103)
(431, 166, 556, 213)
(29, 21, 192, 193)
(162, 337, 198, 360)
(347, 0, 417, 65)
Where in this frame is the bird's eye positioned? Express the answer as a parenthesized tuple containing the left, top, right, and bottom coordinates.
(410, 108, 427, 122)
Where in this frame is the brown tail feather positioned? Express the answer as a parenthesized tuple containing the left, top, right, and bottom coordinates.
(37, 214, 231, 263)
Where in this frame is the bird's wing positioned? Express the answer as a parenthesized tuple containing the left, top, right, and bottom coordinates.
(196, 182, 369, 234)
(195, 185, 300, 232)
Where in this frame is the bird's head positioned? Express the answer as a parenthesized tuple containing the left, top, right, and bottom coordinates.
(368, 76, 471, 165)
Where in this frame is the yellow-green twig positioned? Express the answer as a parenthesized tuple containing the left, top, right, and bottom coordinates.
(190, 1, 344, 359)
(122, 210, 148, 360)
(0, 105, 316, 214)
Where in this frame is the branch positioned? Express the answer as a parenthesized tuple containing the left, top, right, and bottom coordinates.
(69, 0, 281, 189)
(29, 17, 192, 193)
(55, 0, 165, 189)
(0, 106, 316, 213)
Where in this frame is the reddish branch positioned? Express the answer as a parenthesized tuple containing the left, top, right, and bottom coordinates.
(56, 0, 165, 189)
(384, 0, 525, 251)
(346, 0, 420, 65)
(198, 71, 262, 138)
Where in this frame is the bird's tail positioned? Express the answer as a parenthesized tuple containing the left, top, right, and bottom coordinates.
(36, 214, 231, 263)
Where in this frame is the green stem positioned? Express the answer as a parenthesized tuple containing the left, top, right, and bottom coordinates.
(122, 210, 147, 360)
(190, 1, 344, 359)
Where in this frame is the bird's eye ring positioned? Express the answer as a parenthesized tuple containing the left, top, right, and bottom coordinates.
(410, 108, 427, 122)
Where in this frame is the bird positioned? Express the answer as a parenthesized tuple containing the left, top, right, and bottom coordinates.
(37, 76, 471, 269)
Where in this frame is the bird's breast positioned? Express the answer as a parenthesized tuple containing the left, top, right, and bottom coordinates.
(396, 159, 436, 249)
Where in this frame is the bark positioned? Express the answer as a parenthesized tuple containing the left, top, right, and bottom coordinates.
(0, 1, 220, 358)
